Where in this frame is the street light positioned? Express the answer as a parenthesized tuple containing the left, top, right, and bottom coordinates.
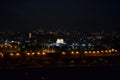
(32, 52, 35, 55)
(105, 50, 108, 53)
(16, 53, 20, 56)
(71, 51, 74, 54)
(108, 50, 112, 53)
(101, 50, 104, 53)
(97, 51, 100, 53)
(10, 53, 14, 56)
(42, 52, 46, 55)
(84, 51, 88, 53)
(89, 51, 92, 53)
(111, 49, 115, 52)
(76, 51, 79, 54)
(62, 52, 66, 55)
(26, 52, 30, 56)
(37, 52, 41, 55)
(93, 51, 96, 53)
(115, 50, 118, 52)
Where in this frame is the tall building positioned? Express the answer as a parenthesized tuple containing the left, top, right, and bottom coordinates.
(29, 33, 32, 39)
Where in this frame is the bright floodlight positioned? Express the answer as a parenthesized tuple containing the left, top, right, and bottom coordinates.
(56, 38, 64, 44)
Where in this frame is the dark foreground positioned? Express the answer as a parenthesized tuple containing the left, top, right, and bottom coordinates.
(0, 55, 120, 80)
(0, 66, 120, 80)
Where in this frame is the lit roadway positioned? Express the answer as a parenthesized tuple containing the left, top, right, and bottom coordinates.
(0, 49, 120, 69)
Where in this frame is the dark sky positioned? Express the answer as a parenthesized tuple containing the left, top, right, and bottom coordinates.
(0, 0, 120, 32)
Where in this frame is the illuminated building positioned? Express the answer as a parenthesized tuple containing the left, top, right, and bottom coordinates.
(29, 33, 32, 38)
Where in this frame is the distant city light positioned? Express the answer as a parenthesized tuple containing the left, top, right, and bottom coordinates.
(111, 49, 115, 52)
(71, 51, 74, 54)
(16, 53, 20, 56)
(32, 52, 35, 55)
(97, 51, 100, 53)
(84, 51, 88, 53)
(37, 52, 41, 55)
(89, 51, 92, 53)
(10, 53, 14, 56)
(93, 51, 96, 53)
(56, 38, 64, 44)
(76, 51, 79, 54)
(42, 52, 46, 55)
(115, 50, 118, 52)
(101, 50, 104, 53)
(26, 52, 30, 56)
(62, 52, 66, 55)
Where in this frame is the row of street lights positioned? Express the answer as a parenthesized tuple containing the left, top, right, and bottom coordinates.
(0, 49, 119, 58)
(84, 49, 118, 54)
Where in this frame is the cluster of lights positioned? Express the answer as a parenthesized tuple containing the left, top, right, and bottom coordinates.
(71, 51, 80, 54)
(1, 48, 119, 57)
(0, 44, 17, 49)
(84, 49, 118, 54)
(43, 49, 55, 53)
(61, 51, 80, 55)
(26, 52, 46, 56)
(10, 53, 20, 56)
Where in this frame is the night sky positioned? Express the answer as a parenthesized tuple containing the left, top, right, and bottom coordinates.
(0, 0, 120, 32)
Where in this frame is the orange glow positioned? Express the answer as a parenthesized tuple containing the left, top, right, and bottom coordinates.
(111, 49, 115, 51)
(89, 51, 92, 53)
(26, 52, 30, 56)
(108, 50, 112, 53)
(115, 50, 118, 52)
(0, 53, 3, 57)
(10, 46, 12, 48)
(84, 51, 87, 53)
(93, 51, 96, 53)
(32, 52, 35, 55)
(76, 51, 79, 54)
(62, 52, 66, 55)
(16, 53, 20, 56)
(0, 52, 3, 55)
(42, 52, 46, 55)
(97, 51, 100, 53)
(101, 50, 104, 53)
(10, 53, 14, 56)
(71, 51, 74, 54)
(105, 50, 108, 53)
(37, 52, 41, 55)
